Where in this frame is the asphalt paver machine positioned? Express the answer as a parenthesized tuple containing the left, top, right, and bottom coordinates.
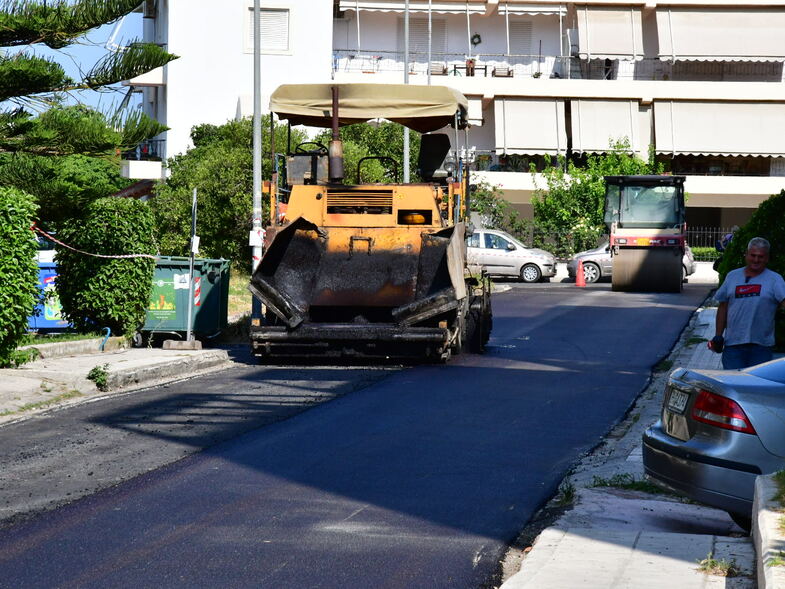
(249, 83, 492, 361)
(604, 175, 687, 293)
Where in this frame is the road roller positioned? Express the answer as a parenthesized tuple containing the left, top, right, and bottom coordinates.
(248, 83, 492, 361)
(604, 175, 686, 293)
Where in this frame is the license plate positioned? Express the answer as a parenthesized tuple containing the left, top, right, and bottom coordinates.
(636, 238, 650, 246)
(667, 389, 690, 413)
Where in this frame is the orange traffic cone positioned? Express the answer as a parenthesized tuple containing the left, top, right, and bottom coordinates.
(576, 259, 586, 287)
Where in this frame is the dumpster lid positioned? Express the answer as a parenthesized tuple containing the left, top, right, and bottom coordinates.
(270, 83, 469, 133)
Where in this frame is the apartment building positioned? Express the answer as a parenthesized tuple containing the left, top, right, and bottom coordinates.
(127, 0, 785, 227)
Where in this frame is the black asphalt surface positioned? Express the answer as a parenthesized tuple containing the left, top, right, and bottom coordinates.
(0, 282, 711, 589)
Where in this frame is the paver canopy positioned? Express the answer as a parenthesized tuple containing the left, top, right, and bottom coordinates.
(269, 83, 468, 133)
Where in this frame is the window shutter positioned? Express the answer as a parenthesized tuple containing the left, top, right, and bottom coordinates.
(509, 20, 532, 56)
(248, 8, 289, 51)
(398, 17, 446, 55)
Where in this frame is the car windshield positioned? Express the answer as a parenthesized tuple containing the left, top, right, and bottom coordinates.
(746, 360, 785, 384)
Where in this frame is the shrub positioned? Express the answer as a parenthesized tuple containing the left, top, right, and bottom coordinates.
(55, 198, 156, 337)
(717, 190, 785, 348)
(0, 187, 39, 367)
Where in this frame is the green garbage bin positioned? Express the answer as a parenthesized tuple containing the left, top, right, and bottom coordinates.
(143, 257, 230, 337)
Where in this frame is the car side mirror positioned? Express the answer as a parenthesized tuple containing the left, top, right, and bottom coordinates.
(507, 243, 516, 251)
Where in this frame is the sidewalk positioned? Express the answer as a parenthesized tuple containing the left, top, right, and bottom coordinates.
(499, 280, 766, 587)
(0, 338, 230, 425)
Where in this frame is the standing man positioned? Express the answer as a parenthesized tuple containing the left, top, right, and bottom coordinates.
(710, 237, 785, 369)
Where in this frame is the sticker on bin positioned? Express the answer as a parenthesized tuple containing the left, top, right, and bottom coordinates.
(667, 389, 690, 413)
(174, 273, 190, 289)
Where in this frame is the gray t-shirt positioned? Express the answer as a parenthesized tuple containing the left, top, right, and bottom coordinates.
(715, 267, 785, 347)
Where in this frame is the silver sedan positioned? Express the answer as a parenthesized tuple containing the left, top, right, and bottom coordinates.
(467, 229, 557, 283)
(567, 241, 696, 284)
(642, 358, 785, 530)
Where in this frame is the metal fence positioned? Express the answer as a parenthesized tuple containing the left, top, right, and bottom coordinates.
(686, 226, 734, 261)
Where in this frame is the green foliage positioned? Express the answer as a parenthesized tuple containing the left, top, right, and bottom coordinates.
(531, 139, 663, 257)
(0, 152, 132, 223)
(55, 198, 156, 336)
(0, 1, 176, 158)
(716, 190, 785, 348)
(152, 117, 306, 268)
(316, 121, 421, 183)
(0, 187, 39, 367)
(470, 181, 531, 236)
(86, 363, 109, 391)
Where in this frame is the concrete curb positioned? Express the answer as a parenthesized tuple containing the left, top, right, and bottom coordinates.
(19, 336, 128, 359)
(754, 474, 785, 589)
(106, 349, 230, 391)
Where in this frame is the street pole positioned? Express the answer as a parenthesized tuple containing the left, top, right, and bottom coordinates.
(251, 0, 263, 322)
(403, 0, 410, 182)
(186, 187, 197, 343)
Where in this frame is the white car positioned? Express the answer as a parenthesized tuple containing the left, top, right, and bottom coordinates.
(467, 229, 557, 282)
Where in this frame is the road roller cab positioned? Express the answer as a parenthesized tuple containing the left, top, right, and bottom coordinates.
(603, 175, 686, 292)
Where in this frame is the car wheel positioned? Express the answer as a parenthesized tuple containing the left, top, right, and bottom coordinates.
(520, 263, 542, 283)
(727, 511, 752, 533)
(582, 262, 600, 284)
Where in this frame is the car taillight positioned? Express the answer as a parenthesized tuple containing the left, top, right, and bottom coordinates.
(691, 389, 756, 434)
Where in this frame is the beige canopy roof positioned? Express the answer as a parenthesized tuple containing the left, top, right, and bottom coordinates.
(270, 84, 468, 133)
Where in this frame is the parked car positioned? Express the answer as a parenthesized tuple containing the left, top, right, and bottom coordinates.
(642, 358, 785, 530)
(467, 229, 556, 283)
(566, 241, 696, 284)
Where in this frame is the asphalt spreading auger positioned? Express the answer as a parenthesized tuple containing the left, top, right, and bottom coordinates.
(248, 83, 492, 361)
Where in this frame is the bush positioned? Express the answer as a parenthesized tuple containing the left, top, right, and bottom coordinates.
(55, 198, 156, 337)
(717, 190, 785, 348)
(0, 187, 39, 367)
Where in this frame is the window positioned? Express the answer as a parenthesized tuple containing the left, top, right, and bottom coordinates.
(398, 17, 446, 57)
(485, 233, 512, 250)
(247, 7, 289, 52)
(508, 20, 532, 56)
(469, 233, 480, 247)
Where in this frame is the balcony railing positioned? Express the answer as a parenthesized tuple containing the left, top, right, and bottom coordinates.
(333, 50, 785, 82)
(121, 139, 165, 162)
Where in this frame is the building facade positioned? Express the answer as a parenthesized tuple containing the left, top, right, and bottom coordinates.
(128, 0, 785, 227)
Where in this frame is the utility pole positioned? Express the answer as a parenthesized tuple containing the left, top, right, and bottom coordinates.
(403, 0, 410, 182)
(251, 0, 263, 323)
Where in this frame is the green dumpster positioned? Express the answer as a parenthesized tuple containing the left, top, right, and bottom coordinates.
(143, 257, 230, 337)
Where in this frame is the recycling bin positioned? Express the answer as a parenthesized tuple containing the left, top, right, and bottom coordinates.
(143, 257, 230, 337)
(28, 262, 71, 331)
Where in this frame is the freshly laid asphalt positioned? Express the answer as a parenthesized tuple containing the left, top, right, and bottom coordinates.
(0, 262, 744, 588)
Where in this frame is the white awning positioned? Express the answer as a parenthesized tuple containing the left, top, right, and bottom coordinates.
(570, 99, 639, 154)
(654, 101, 785, 157)
(499, 3, 566, 16)
(339, 1, 485, 14)
(656, 8, 785, 62)
(494, 97, 566, 155)
(576, 5, 643, 60)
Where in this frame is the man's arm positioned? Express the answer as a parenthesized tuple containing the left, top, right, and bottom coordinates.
(715, 301, 728, 337)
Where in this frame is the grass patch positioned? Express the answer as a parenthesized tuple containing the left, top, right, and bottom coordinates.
(768, 551, 785, 567)
(19, 331, 102, 346)
(631, 412, 641, 424)
(554, 481, 576, 506)
(654, 359, 674, 373)
(87, 364, 110, 392)
(771, 470, 785, 506)
(228, 267, 252, 318)
(0, 390, 83, 417)
(697, 552, 739, 577)
(590, 473, 671, 495)
(686, 336, 708, 346)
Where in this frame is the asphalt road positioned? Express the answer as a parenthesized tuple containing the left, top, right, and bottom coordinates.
(0, 281, 712, 589)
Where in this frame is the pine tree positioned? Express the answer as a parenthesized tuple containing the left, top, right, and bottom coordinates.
(0, 0, 177, 156)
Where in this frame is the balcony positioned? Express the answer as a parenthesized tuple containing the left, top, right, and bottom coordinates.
(120, 139, 165, 180)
